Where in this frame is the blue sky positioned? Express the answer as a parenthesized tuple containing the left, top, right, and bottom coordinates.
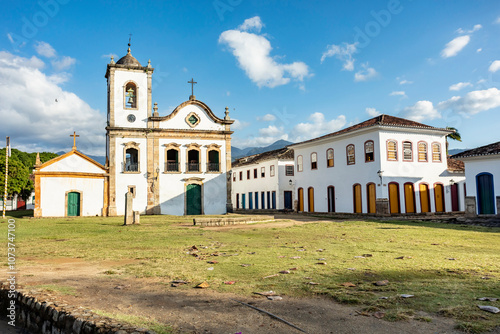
(1, 0, 500, 155)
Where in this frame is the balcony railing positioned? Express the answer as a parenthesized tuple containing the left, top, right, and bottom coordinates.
(124, 162, 139, 172)
(187, 162, 200, 172)
(165, 161, 179, 172)
(207, 162, 220, 172)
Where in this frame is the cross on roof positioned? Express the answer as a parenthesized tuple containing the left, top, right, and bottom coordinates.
(188, 78, 197, 98)
(70, 131, 79, 150)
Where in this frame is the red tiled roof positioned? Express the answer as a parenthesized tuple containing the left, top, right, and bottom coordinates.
(232, 147, 294, 167)
(450, 141, 500, 159)
(290, 114, 450, 147)
(447, 157, 465, 172)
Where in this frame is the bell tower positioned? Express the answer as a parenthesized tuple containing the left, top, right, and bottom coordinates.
(105, 43, 154, 216)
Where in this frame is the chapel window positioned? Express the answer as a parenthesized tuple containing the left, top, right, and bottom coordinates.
(125, 148, 139, 172)
(166, 149, 179, 172)
(125, 82, 137, 109)
(347, 144, 355, 165)
(418, 142, 428, 162)
(403, 141, 413, 161)
(187, 149, 200, 172)
(326, 148, 334, 167)
(207, 149, 220, 172)
(311, 152, 318, 169)
(387, 140, 398, 161)
(365, 141, 374, 162)
(432, 143, 442, 162)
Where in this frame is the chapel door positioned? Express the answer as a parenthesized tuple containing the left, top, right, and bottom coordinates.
(388, 182, 400, 214)
(186, 184, 202, 215)
(451, 183, 459, 211)
(404, 183, 416, 213)
(477, 173, 495, 214)
(434, 184, 445, 212)
(419, 184, 430, 212)
(67, 192, 81, 217)
(284, 191, 293, 210)
(298, 188, 304, 212)
(367, 183, 376, 213)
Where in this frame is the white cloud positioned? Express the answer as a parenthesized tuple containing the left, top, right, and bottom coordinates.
(0, 51, 105, 154)
(238, 16, 264, 33)
(496, 17, 500, 24)
(401, 100, 441, 122)
(354, 63, 378, 82)
(51, 56, 76, 71)
(366, 107, 381, 117)
(441, 35, 470, 58)
(399, 79, 413, 85)
(389, 91, 407, 98)
(489, 60, 500, 73)
(231, 119, 250, 130)
(437, 88, 500, 116)
(34, 41, 56, 58)
(477, 48, 482, 53)
(320, 42, 357, 71)
(449, 82, 472, 91)
(257, 113, 276, 122)
(290, 113, 346, 142)
(102, 53, 118, 60)
(456, 24, 482, 34)
(219, 17, 310, 88)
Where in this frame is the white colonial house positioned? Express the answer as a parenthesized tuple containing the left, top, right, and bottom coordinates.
(231, 148, 295, 211)
(34, 45, 233, 217)
(288, 115, 465, 215)
(451, 141, 500, 216)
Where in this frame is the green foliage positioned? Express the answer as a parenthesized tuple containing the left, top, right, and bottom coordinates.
(0, 148, 58, 199)
(446, 127, 462, 142)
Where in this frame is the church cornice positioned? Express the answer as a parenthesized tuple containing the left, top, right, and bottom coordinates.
(106, 126, 234, 136)
(149, 99, 234, 125)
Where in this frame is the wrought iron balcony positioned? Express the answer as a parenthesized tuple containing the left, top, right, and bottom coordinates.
(187, 162, 200, 172)
(207, 162, 220, 172)
(165, 161, 179, 172)
(124, 162, 139, 172)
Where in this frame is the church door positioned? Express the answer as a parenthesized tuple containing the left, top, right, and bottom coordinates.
(434, 184, 445, 212)
(404, 183, 416, 213)
(419, 183, 430, 213)
(477, 173, 495, 214)
(67, 192, 80, 217)
(366, 183, 376, 214)
(186, 184, 202, 215)
(388, 182, 400, 214)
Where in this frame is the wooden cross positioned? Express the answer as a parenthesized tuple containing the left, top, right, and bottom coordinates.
(70, 131, 79, 150)
(188, 78, 197, 96)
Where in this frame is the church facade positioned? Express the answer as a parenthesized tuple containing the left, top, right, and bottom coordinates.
(34, 46, 233, 217)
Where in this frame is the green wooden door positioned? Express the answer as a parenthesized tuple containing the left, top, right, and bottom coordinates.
(186, 184, 202, 215)
(477, 173, 495, 214)
(67, 192, 80, 216)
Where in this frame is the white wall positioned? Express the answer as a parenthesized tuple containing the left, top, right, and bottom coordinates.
(42, 154, 104, 173)
(462, 156, 500, 214)
(292, 128, 464, 213)
(232, 158, 294, 210)
(40, 177, 104, 217)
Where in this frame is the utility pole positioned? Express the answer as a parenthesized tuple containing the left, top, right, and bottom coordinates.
(3, 137, 10, 219)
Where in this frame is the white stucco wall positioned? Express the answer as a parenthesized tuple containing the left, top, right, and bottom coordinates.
(41, 154, 104, 173)
(462, 156, 499, 214)
(158, 104, 226, 131)
(291, 127, 464, 213)
(40, 177, 104, 217)
(113, 70, 149, 129)
(232, 158, 295, 210)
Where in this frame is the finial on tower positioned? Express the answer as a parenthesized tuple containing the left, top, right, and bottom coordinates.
(35, 152, 41, 165)
(110, 55, 115, 64)
(127, 34, 132, 53)
(153, 102, 159, 117)
(147, 59, 152, 69)
(224, 106, 230, 120)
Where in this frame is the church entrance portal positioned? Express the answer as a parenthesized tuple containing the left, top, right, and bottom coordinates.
(67, 192, 81, 216)
(186, 184, 202, 215)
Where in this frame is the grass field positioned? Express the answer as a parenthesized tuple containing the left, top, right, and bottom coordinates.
(2, 211, 500, 333)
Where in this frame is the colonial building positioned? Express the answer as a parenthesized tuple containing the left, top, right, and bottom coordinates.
(34, 45, 233, 217)
(451, 141, 500, 216)
(231, 147, 294, 211)
(288, 115, 465, 214)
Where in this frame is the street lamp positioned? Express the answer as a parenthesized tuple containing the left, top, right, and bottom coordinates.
(377, 170, 384, 183)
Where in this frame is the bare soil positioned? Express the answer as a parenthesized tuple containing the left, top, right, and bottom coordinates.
(17, 217, 483, 334)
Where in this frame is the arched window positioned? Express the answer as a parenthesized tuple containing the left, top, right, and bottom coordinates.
(311, 152, 318, 169)
(432, 143, 442, 162)
(207, 146, 221, 173)
(186, 143, 201, 172)
(346, 144, 355, 165)
(123, 142, 140, 172)
(387, 140, 398, 161)
(326, 148, 334, 167)
(418, 142, 428, 162)
(365, 141, 374, 162)
(124, 82, 137, 109)
(164, 143, 181, 173)
(403, 141, 413, 161)
(297, 155, 303, 172)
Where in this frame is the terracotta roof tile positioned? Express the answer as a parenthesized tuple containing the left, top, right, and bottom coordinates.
(450, 141, 500, 159)
(447, 157, 464, 172)
(233, 147, 294, 167)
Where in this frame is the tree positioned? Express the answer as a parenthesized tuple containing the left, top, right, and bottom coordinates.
(446, 127, 462, 155)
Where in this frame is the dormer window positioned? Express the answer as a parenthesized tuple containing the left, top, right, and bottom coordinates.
(124, 82, 137, 109)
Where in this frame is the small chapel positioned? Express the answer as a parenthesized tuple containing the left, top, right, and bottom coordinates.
(34, 45, 234, 217)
